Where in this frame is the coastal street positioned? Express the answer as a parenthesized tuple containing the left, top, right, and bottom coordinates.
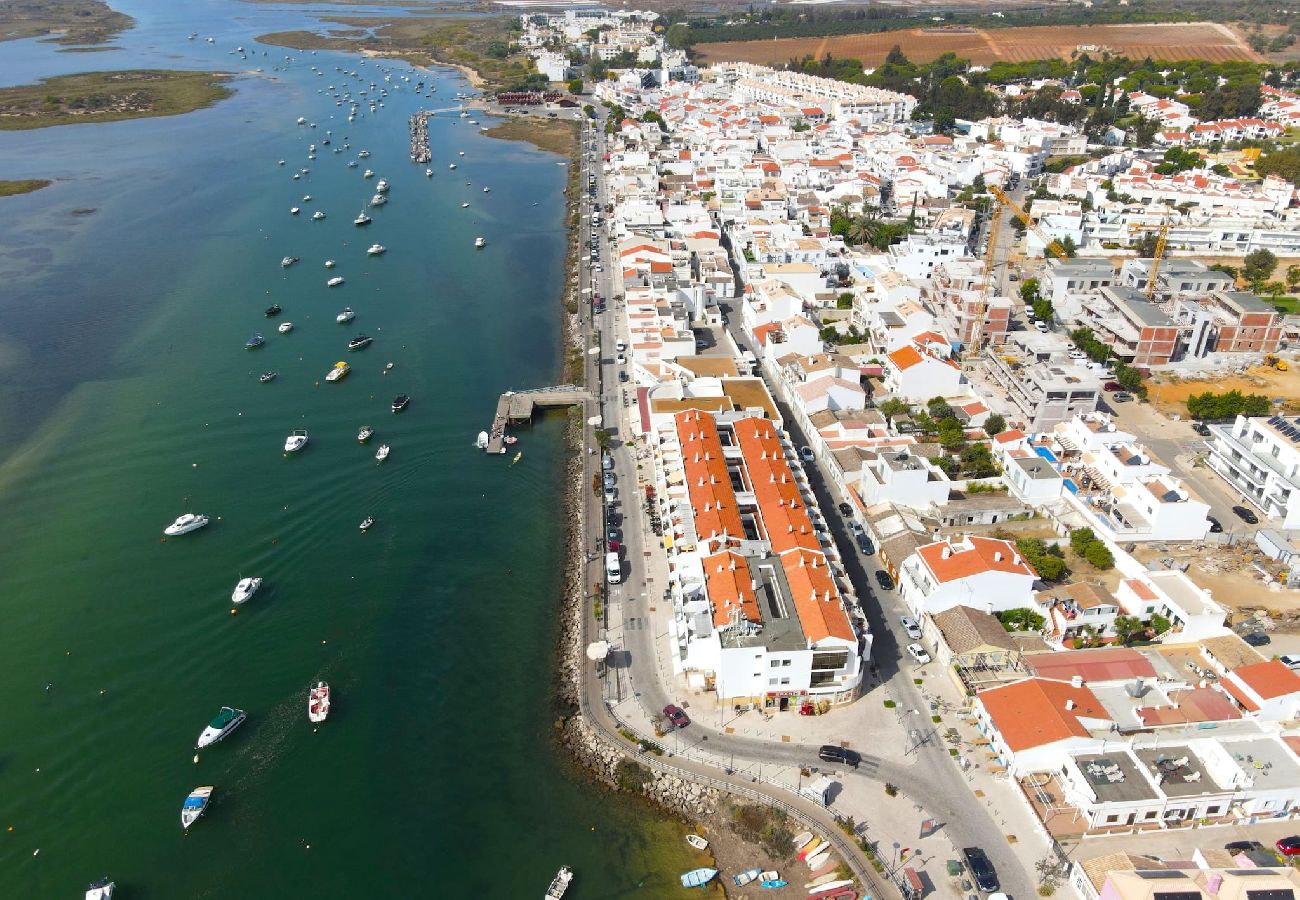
(573, 105, 1039, 897)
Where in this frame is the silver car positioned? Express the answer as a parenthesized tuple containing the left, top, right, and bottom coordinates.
(900, 616, 922, 640)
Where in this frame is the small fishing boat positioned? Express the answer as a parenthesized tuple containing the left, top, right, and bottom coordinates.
(285, 429, 309, 453)
(475, 431, 489, 449)
(164, 513, 209, 536)
(85, 877, 115, 900)
(367, 244, 386, 256)
(327, 276, 345, 287)
(359, 516, 374, 531)
(302, 194, 312, 202)
(425, 168, 433, 177)
(798, 837, 823, 861)
(232, 577, 263, 604)
(793, 831, 814, 851)
(458, 151, 465, 156)
(511, 451, 522, 465)
(363, 169, 374, 178)
(265, 304, 282, 317)
(483, 186, 490, 193)
(358, 425, 374, 443)
(358, 149, 370, 158)
(809, 880, 854, 895)
(734, 869, 762, 887)
(348, 335, 373, 351)
(196, 706, 246, 749)
(311, 211, 325, 220)
(475, 237, 485, 248)
(308, 682, 330, 723)
(325, 361, 350, 382)
(370, 193, 387, 207)
(180, 786, 213, 830)
(336, 308, 355, 324)
(375, 178, 389, 193)
(354, 210, 372, 225)
(246, 333, 266, 349)
(680, 868, 717, 889)
(461, 202, 469, 209)
(259, 371, 278, 383)
(375, 444, 390, 462)
(281, 256, 298, 268)
(685, 835, 708, 850)
(391, 394, 409, 412)
(325, 259, 336, 268)
(347, 160, 358, 168)
(278, 322, 293, 334)
(448, 163, 457, 170)
(290, 207, 300, 215)
(504, 435, 518, 445)
(545, 865, 573, 899)
(805, 849, 832, 871)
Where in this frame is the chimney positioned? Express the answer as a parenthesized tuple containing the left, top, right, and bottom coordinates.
(1013, 553, 1022, 566)
(1070, 675, 1083, 688)
(994, 551, 1003, 563)
(1065, 699, 1075, 711)
(941, 546, 952, 560)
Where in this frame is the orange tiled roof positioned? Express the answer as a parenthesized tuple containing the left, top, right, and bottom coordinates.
(917, 537, 1037, 583)
(676, 410, 743, 543)
(703, 549, 762, 628)
(781, 548, 855, 643)
(733, 417, 820, 555)
(1234, 659, 1300, 701)
(887, 345, 924, 371)
(979, 678, 1107, 751)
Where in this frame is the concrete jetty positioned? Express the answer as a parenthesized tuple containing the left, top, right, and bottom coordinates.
(485, 385, 591, 453)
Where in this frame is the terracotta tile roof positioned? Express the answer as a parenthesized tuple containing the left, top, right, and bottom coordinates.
(703, 550, 762, 628)
(1124, 578, 1158, 601)
(675, 410, 743, 543)
(888, 345, 924, 371)
(994, 429, 1026, 443)
(979, 678, 1108, 751)
(1220, 676, 1262, 712)
(780, 547, 855, 643)
(916, 537, 1036, 584)
(1135, 687, 1240, 726)
(733, 417, 821, 555)
(1024, 647, 1156, 683)
(1234, 659, 1300, 700)
(932, 606, 1015, 655)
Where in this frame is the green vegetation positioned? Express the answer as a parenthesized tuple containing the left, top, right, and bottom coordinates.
(984, 413, 1006, 436)
(1186, 389, 1272, 419)
(1242, 248, 1279, 289)
(483, 116, 578, 157)
(0, 69, 232, 131)
(1156, 146, 1205, 175)
(614, 759, 653, 792)
(996, 607, 1047, 631)
(728, 802, 795, 858)
(1256, 148, 1300, 185)
(1114, 615, 1146, 645)
(831, 202, 912, 249)
(883, 699, 897, 708)
(0, 0, 132, 46)
(1015, 538, 1069, 583)
(1069, 528, 1115, 570)
(0, 179, 52, 197)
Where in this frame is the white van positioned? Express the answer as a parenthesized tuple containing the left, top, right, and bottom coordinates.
(605, 551, 621, 584)
(615, 339, 626, 353)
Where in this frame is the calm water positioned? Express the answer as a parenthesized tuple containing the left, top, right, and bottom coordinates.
(0, 2, 703, 896)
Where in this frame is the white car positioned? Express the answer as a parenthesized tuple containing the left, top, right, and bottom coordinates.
(906, 643, 931, 664)
(1068, 350, 1087, 360)
(900, 616, 922, 640)
(1034, 321, 1048, 332)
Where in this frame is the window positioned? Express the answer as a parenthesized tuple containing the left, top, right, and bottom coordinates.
(1205, 806, 1220, 816)
(771, 660, 781, 668)
(780, 678, 790, 685)
(1105, 814, 1120, 823)
(768, 678, 778, 686)
(782, 659, 792, 667)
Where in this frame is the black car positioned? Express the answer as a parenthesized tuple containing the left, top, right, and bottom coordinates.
(874, 570, 893, 591)
(1192, 421, 1211, 436)
(618, 371, 628, 383)
(1232, 505, 1260, 525)
(837, 502, 853, 517)
(817, 745, 860, 768)
(856, 534, 874, 556)
(1208, 516, 1223, 534)
(1244, 631, 1272, 647)
(962, 847, 999, 893)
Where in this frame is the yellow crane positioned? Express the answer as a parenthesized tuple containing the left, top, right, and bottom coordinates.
(1127, 219, 1169, 300)
(988, 185, 1070, 261)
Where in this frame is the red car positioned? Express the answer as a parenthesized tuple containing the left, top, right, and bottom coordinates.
(1104, 381, 1122, 392)
(663, 704, 690, 729)
(1276, 836, 1300, 856)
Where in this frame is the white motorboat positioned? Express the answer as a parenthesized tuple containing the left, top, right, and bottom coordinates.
(461, 202, 469, 209)
(302, 194, 312, 202)
(348, 334, 373, 351)
(277, 159, 285, 165)
(370, 193, 387, 207)
(280, 256, 298, 267)
(292, 173, 300, 180)
(476, 431, 488, 449)
(685, 835, 709, 850)
(297, 116, 306, 124)
(375, 179, 389, 193)
(358, 425, 374, 443)
(363, 169, 374, 178)
(354, 210, 371, 225)
(448, 163, 457, 170)
(475, 237, 485, 248)
(180, 786, 213, 830)
(325, 259, 336, 269)
(308, 682, 330, 723)
(327, 276, 345, 287)
(325, 361, 350, 381)
(425, 168, 433, 177)
(358, 149, 370, 158)
(546, 866, 573, 899)
(290, 207, 300, 215)
(367, 244, 385, 256)
(336, 308, 355, 324)
(164, 513, 209, 536)
(284, 429, 309, 453)
(232, 576, 263, 604)
(458, 151, 465, 156)
(312, 211, 326, 220)
(347, 160, 358, 168)
(482, 186, 490, 193)
(375, 444, 390, 462)
(85, 877, 115, 900)
(278, 321, 293, 334)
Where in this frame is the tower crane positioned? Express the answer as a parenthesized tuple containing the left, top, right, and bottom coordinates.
(1127, 219, 1170, 300)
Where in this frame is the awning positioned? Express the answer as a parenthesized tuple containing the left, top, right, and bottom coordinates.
(586, 641, 610, 661)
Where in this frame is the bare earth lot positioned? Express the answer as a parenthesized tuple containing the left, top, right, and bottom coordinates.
(693, 23, 1263, 67)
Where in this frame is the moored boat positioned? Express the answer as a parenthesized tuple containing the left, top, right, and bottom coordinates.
(311, 210, 325, 220)
(370, 193, 387, 207)
(336, 308, 355, 324)
(285, 429, 309, 453)
(474, 237, 485, 248)
(278, 321, 293, 334)
(325, 259, 336, 268)
(85, 877, 115, 900)
(180, 785, 213, 830)
(475, 431, 488, 449)
(265, 304, 281, 317)
(680, 868, 717, 888)
(363, 169, 374, 178)
(359, 516, 374, 531)
(354, 210, 371, 225)
(327, 276, 345, 287)
(358, 425, 374, 443)
(375, 443, 390, 462)
(367, 243, 386, 256)
(281, 256, 298, 267)
(164, 513, 209, 536)
(231, 577, 263, 604)
(348, 335, 373, 351)
(195, 706, 246, 748)
(511, 450, 522, 465)
(259, 371, 278, 383)
(392, 394, 409, 412)
(246, 333, 266, 349)
(375, 178, 389, 193)
(734, 868, 762, 887)
(325, 361, 350, 382)
(308, 682, 330, 723)
(290, 206, 300, 214)
(545, 865, 573, 899)
(685, 835, 708, 850)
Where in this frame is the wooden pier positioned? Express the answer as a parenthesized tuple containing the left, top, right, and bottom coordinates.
(485, 385, 592, 454)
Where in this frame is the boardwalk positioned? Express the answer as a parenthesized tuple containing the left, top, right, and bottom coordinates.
(485, 385, 591, 454)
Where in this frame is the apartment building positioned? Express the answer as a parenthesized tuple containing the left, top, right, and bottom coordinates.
(896, 535, 1039, 618)
(1175, 290, 1284, 357)
(982, 349, 1101, 431)
(1205, 414, 1300, 528)
(1081, 286, 1180, 367)
(1044, 258, 1120, 307)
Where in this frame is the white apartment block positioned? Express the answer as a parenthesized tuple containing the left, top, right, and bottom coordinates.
(1206, 414, 1300, 528)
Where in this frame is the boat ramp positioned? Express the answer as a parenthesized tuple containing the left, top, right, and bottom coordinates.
(484, 385, 591, 454)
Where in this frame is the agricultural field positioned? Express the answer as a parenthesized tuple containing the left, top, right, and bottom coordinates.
(693, 22, 1263, 67)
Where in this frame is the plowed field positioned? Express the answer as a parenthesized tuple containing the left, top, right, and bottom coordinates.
(693, 23, 1262, 67)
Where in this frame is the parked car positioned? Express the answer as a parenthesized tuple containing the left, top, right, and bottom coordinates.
(1280, 655, 1300, 671)
(1112, 392, 1134, 403)
(817, 745, 861, 768)
(857, 534, 875, 555)
(1244, 631, 1272, 647)
(618, 371, 628, 383)
(1104, 381, 1122, 392)
(900, 616, 922, 640)
(1034, 321, 1048, 332)
(1192, 421, 1211, 436)
(874, 569, 893, 590)
(603, 486, 616, 504)
(837, 502, 853, 517)
(606, 526, 620, 543)
(907, 643, 931, 664)
(602, 454, 614, 472)
(1276, 836, 1300, 857)
(963, 848, 1000, 893)
(800, 445, 815, 463)
(1232, 505, 1260, 524)
(1207, 516, 1223, 534)
(602, 472, 615, 489)
(663, 704, 690, 729)
(615, 353, 626, 365)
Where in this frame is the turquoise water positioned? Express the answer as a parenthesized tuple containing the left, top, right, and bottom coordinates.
(0, 2, 704, 896)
